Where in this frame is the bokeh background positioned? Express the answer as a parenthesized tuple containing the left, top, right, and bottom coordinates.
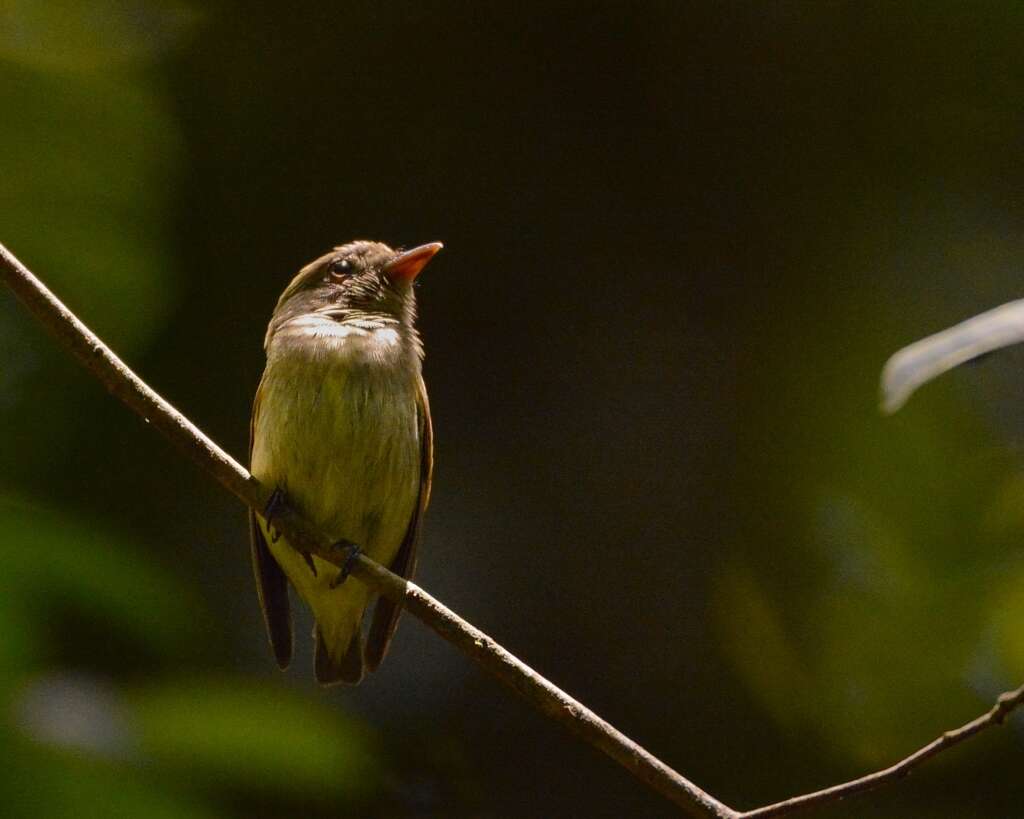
(3, 2, 1024, 817)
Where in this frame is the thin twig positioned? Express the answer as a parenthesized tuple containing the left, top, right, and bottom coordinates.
(3, 240, 1023, 818)
(0, 242, 734, 818)
(737, 683, 1024, 817)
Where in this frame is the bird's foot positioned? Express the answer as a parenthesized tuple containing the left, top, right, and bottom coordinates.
(301, 550, 318, 576)
(263, 487, 287, 543)
(329, 541, 362, 589)
(263, 487, 317, 576)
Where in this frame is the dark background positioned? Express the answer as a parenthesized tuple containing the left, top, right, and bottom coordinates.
(3, 2, 1024, 817)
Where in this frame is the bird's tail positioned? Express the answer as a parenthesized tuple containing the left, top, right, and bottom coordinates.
(314, 621, 365, 685)
(307, 558, 372, 685)
(263, 525, 373, 686)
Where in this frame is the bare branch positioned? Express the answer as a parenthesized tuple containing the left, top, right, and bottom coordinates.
(736, 683, 1024, 818)
(0, 242, 734, 819)
(3, 240, 1022, 818)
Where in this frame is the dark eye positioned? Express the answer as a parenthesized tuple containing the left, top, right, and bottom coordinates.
(328, 258, 353, 279)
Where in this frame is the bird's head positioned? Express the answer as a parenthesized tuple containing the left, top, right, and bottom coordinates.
(266, 240, 442, 350)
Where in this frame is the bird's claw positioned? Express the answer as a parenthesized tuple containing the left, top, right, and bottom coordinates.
(329, 541, 361, 589)
(302, 550, 318, 576)
(264, 487, 317, 576)
(263, 487, 287, 544)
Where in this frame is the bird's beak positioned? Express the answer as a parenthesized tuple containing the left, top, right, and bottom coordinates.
(384, 242, 443, 284)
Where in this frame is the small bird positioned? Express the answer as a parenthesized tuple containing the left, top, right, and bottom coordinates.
(249, 240, 440, 684)
(881, 297, 1024, 414)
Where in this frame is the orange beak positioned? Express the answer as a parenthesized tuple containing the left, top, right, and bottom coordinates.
(383, 242, 443, 284)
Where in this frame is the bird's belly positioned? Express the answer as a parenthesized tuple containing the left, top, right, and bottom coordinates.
(251, 355, 421, 566)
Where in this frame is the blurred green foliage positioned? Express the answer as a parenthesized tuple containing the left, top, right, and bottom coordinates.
(716, 330, 1024, 785)
(130, 680, 378, 797)
(0, 1, 189, 350)
(2, 2, 1024, 818)
(0, 4, 384, 818)
(0, 494, 379, 815)
(0, 496, 197, 672)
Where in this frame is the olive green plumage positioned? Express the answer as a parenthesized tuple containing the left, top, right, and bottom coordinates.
(249, 240, 438, 684)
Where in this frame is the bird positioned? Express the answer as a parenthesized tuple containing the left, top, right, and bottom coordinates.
(248, 240, 440, 684)
(881, 298, 1024, 414)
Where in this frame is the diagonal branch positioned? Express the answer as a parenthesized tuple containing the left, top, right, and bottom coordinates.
(3, 239, 1022, 819)
(0, 242, 734, 819)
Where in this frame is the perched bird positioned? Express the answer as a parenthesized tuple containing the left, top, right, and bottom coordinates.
(249, 240, 440, 684)
(881, 298, 1024, 414)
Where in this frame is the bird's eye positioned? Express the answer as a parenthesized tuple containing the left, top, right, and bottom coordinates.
(328, 259, 353, 279)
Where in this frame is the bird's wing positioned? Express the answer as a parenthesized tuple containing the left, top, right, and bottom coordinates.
(364, 373, 434, 671)
(249, 376, 293, 669)
(881, 298, 1024, 414)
